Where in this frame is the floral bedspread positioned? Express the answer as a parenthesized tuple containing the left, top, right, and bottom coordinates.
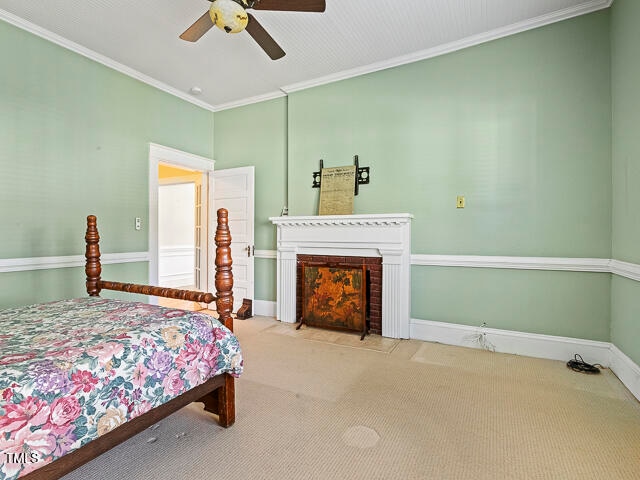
(0, 297, 243, 480)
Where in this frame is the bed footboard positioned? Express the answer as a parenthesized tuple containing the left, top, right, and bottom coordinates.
(16, 210, 238, 480)
(85, 208, 234, 331)
(84, 207, 236, 426)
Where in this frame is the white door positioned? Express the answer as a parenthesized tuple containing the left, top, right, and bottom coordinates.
(213, 166, 255, 312)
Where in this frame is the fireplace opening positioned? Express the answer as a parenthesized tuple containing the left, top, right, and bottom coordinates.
(296, 255, 382, 335)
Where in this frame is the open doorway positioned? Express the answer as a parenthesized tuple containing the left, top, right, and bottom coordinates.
(148, 144, 214, 307)
(158, 164, 203, 290)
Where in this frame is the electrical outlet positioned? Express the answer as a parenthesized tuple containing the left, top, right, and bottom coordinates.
(456, 196, 465, 208)
(135, 217, 142, 231)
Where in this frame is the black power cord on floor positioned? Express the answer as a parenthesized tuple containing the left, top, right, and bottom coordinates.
(567, 354, 603, 374)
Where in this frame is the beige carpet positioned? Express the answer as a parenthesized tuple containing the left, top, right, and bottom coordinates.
(62, 316, 640, 480)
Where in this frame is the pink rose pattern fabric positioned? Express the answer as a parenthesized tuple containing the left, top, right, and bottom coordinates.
(0, 298, 243, 479)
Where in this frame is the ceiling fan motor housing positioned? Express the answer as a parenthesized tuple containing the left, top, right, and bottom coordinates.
(180, 0, 325, 60)
(210, 0, 249, 33)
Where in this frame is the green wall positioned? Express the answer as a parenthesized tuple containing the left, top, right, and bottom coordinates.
(214, 12, 613, 341)
(288, 12, 611, 258)
(213, 98, 286, 302)
(2, 6, 634, 352)
(0, 20, 214, 308)
(610, 0, 640, 364)
(412, 267, 610, 340)
(0, 263, 148, 308)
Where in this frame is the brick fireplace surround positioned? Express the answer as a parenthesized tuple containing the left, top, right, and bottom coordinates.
(269, 214, 413, 339)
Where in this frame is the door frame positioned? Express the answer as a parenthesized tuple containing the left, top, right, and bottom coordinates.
(148, 143, 215, 294)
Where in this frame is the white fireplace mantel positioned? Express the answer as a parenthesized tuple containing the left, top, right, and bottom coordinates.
(269, 213, 413, 339)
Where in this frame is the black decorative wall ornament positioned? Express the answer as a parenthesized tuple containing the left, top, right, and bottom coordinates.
(312, 155, 370, 195)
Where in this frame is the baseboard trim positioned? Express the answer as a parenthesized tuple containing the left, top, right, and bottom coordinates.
(410, 318, 612, 364)
(410, 318, 640, 402)
(253, 300, 277, 317)
(609, 345, 640, 401)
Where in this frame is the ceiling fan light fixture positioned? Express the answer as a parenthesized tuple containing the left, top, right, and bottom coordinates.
(209, 0, 249, 34)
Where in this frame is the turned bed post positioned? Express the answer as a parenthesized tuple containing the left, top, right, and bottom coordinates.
(211, 209, 235, 426)
(85, 215, 102, 297)
(214, 208, 234, 332)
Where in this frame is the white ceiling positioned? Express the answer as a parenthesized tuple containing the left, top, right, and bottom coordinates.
(0, 0, 611, 111)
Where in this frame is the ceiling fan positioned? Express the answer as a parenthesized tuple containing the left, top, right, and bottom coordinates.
(180, 0, 326, 60)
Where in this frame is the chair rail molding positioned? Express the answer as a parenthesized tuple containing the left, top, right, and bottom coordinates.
(253, 251, 639, 281)
(610, 259, 640, 282)
(411, 254, 611, 272)
(0, 252, 149, 273)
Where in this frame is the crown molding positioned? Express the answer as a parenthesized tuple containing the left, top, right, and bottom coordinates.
(1, 1, 612, 113)
(213, 90, 287, 112)
(281, 0, 612, 95)
(217, 0, 613, 107)
(0, 9, 216, 112)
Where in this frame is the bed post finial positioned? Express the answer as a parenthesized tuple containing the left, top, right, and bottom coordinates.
(215, 208, 234, 331)
(85, 215, 102, 296)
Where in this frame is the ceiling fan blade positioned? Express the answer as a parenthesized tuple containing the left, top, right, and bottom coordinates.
(180, 11, 215, 42)
(246, 13, 286, 60)
(251, 0, 325, 12)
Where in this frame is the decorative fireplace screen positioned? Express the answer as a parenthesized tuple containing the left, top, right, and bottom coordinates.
(299, 263, 368, 340)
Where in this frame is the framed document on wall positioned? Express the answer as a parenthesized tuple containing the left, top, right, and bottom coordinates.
(318, 166, 356, 215)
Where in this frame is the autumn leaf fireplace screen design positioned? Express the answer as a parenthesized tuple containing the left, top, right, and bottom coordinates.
(299, 264, 368, 340)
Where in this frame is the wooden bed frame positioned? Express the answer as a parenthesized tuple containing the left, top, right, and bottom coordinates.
(21, 208, 236, 480)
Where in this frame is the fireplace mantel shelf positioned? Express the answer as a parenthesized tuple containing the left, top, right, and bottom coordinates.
(269, 213, 413, 227)
(270, 213, 412, 339)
